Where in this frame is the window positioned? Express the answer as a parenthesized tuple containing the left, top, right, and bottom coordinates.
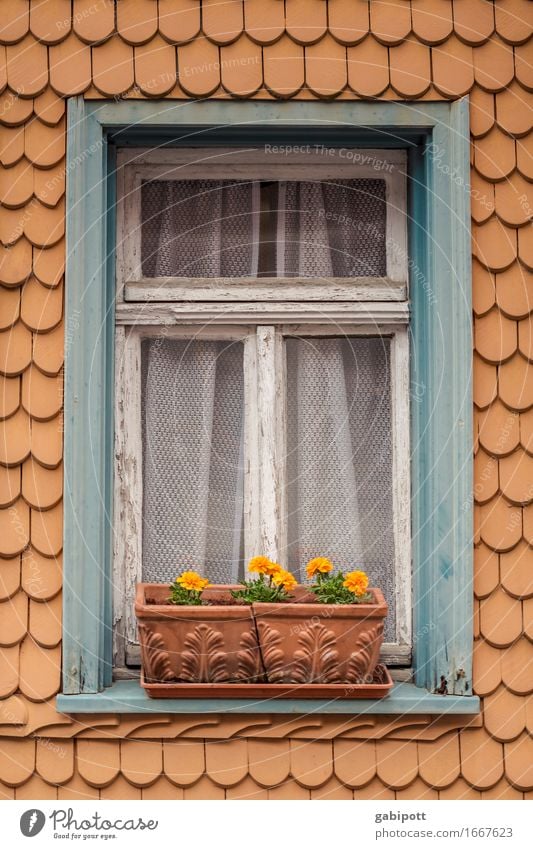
(60, 99, 475, 711)
(113, 148, 411, 672)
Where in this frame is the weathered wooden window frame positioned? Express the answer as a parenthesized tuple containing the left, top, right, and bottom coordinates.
(58, 98, 478, 715)
(114, 322, 411, 672)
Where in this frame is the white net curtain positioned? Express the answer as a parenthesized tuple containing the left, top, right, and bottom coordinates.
(286, 337, 396, 641)
(142, 339, 245, 584)
(141, 178, 387, 278)
(280, 180, 387, 277)
(141, 179, 261, 277)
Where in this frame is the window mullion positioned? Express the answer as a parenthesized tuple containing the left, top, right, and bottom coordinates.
(250, 326, 287, 566)
(275, 326, 287, 563)
(243, 331, 260, 565)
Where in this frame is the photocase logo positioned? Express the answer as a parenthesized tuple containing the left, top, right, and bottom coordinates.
(20, 810, 46, 838)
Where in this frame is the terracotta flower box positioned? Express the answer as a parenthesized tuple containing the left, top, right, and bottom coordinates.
(135, 584, 263, 685)
(136, 582, 388, 697)
(253, 588, 387, 685)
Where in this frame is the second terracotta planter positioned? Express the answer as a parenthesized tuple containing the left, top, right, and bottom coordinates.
(253, 589, 387, 684)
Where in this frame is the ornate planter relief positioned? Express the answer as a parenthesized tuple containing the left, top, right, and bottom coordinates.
(136, 584, 263, 685)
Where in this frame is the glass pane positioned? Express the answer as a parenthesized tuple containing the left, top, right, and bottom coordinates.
(279, 179, 387, 277)
(285, 336, 396, 640)
(141, 179, 260, 277)
(141, 338, 245, 584)
(140, 177, 387, 279)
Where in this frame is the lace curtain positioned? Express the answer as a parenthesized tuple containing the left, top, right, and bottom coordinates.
(141, 339, 245, 584)
(279, 179, 387, 277)
(141, 178, 387, 278)
(141, 179, 261, 277)
(286, 336, 396, 640)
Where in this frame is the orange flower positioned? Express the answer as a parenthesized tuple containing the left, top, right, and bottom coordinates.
(248, 556, 280, 576)
(306, 557, 334, 579)
(266, 561, 285, 577)
(343, 570, 369, 597)
(271, 569, 298, 591)
(176, 571, 210, 592)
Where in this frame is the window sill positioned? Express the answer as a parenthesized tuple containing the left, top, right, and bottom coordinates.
(56, 680, 480, 715)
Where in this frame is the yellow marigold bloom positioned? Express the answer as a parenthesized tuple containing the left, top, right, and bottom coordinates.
(176, 571, 210, 592)
(248, 555, 279, 576)
(271, 569, 298, 591)
(306, 557, 334, 578)
(343, 570, 369, 597)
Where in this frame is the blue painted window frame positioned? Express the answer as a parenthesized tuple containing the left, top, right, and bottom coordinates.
(58, 98, 478, 715)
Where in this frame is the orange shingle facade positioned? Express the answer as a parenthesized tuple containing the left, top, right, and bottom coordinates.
(0, 0, 532, 800)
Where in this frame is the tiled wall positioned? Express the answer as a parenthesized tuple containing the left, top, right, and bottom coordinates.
(0, 0, 532, 799)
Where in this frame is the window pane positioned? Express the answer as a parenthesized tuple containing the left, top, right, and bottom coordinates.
(285, 336, 396, 641)
(141, 338, 245, 584)
(140, 178, 387, 279)
(141, 179, 260, 277)
(279, 179, 387, 277)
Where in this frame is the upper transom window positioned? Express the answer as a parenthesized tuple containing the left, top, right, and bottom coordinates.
(116, 147, 407, 302)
